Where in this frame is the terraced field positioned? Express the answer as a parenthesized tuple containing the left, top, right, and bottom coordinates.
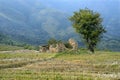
(0, 50, 120, 80)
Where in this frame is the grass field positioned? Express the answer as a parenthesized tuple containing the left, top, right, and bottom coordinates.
(0, 44, 23, 51)
(0, 50, 120, 80)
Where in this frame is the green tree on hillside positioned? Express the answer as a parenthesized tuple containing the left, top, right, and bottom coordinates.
(47, 38, 58, 46)
(70, 9, 106, 53)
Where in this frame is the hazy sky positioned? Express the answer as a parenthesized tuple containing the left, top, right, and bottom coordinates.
(40, 0, 120, 11)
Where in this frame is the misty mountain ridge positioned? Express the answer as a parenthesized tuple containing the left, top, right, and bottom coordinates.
(0, 0, 120, 51)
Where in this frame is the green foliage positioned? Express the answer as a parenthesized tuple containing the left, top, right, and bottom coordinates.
(47, 38, 62, 47)
(70, 8, 106, 53)
(0, 33, 40, 51)
(0, 33, 14, 45)
(64, 42, 72, 49)
(47, 38, 58, 45)
(24, 44, 33, 50)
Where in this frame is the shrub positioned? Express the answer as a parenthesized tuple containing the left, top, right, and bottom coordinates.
(64, 42, 72, 49)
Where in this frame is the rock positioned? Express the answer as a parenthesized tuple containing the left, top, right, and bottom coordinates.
(68, 38, 78, 50)
(39, 46, 49, 53)
(49, 45, 58, 53)
(49, 43, 66, 53)
(56, 43, 66, 52)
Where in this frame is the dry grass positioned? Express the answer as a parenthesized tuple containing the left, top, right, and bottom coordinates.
(0, 50, 120, 80)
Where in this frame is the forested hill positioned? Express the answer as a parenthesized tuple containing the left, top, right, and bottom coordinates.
(0, 0, 120, 51)
(0, 0, 75, 44)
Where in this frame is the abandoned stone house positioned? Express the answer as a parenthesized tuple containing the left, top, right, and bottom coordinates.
(39, 45, 49, 53)
(39, 38, 78, 53)
(69, 38, 78, 50)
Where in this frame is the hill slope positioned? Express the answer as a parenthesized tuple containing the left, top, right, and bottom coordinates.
(0, 0, 75, 44)
(0, 0, 120, 50)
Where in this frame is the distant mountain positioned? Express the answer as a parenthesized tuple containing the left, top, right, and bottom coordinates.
(0, 0, 76, 44)
(40, 0, 120, 39)
(0, 32, 14, 45)
(0, 0, 120, 51)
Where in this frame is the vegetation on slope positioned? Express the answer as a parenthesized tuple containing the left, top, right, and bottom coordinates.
(0, 44, 23, 51)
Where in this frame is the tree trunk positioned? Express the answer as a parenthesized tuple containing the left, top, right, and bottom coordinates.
(88, 44, 94, 53)
(86, 38, 94, 53)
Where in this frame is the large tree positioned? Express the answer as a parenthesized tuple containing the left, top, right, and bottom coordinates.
(70, 9, 106, 53)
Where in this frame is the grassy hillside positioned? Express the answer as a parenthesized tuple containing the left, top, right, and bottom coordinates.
(0, 50, 119, 80)
(0, 44, 23, 51)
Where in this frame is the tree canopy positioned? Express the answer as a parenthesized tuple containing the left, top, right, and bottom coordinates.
(70, 9, 106, 53)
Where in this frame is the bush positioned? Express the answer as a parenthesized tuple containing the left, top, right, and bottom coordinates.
(47, 38, 58, 46)
(34, 46, 40, 51)
(47, 38, 62, 47)
(64, 42, 72, 49)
